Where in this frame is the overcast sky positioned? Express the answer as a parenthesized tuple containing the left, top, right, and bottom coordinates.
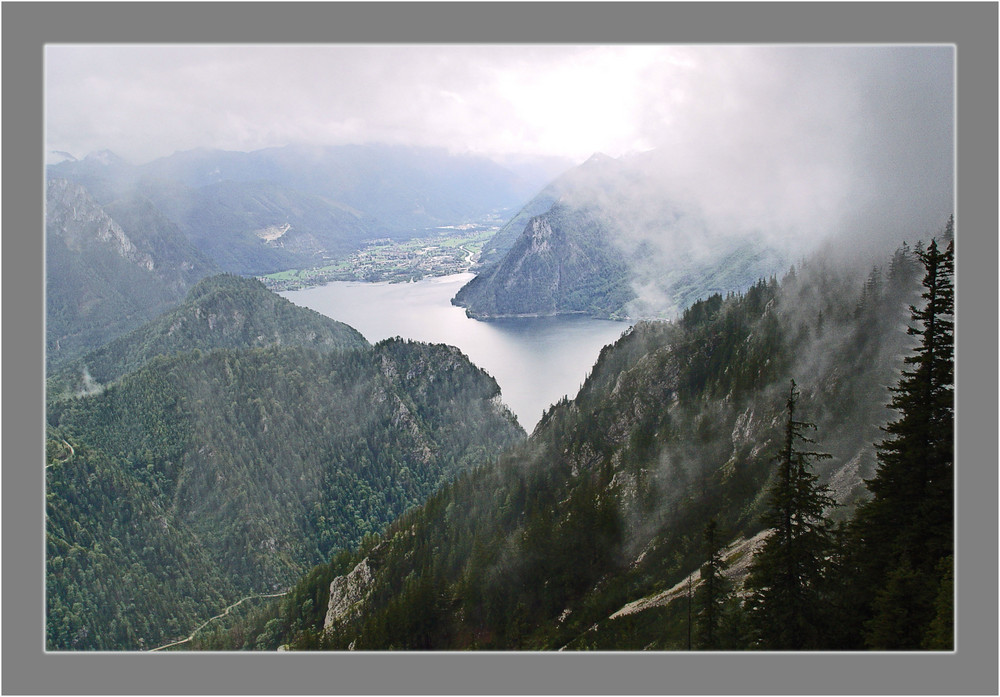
(45, 45, 950, 159)
(45, 44, 954, 253)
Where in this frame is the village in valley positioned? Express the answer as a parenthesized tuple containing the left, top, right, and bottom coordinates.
(259, 223, 497, 291)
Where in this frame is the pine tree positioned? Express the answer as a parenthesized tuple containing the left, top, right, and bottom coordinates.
(743, 380, 834, 650)
(851, 231, 955, 649)
(695, 519, 731, 649)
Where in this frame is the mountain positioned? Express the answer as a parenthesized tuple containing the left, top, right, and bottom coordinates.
(45, 179, 218, 369)
(454, 151, 789, 320)
(46, 336, 525, 651)
(472, 152, 620, 269)
(47, 274, 369, 397)
(135, 143, 535, 220)
(453, 203, 636, 319)
(44, 150, 138, 202)
(200, 238, 937, 651)
(47, 144, 541, 277)
(137, 179, 389, 275)
(234, 144, 537, 232)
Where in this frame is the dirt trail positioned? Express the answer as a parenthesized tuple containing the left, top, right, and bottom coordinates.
(148, 590, 289, 651)
(46, 439, 75, 469)
(608, 530, 771, 620)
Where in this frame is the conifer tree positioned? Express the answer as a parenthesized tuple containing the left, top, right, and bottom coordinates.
(851, 231, 955, 649)
(743, 380, 834, 650)
(695, 519, 731, 650)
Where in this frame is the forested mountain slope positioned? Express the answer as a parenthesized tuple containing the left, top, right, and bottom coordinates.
(46, 339, 524, 651)
(48, 274, 368, 396)
(206, 232, 953, 651)
(45, 179, 218, 368)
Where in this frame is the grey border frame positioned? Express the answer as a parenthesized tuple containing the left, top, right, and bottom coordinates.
(4, 3, 996, 695)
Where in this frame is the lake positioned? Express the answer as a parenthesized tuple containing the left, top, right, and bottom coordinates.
(281, 273, 632, 431)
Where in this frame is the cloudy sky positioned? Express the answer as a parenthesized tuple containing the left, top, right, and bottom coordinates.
(45, 44, 954, 253)
(46, 44, 670, 163)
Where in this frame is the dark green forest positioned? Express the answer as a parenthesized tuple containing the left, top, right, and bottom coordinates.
(46, 322, 523, 650)
(198, 225, 953, 652)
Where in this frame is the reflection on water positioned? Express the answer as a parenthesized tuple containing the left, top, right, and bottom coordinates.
(281, 274, 631, 430)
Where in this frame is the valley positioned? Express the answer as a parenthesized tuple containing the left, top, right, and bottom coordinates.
(259, 225, 498, 291)
(278, 273, 630, 430)
(205, 232, 954, 652)
(43, 135, 956, 653)
(43, 147, 956, 652)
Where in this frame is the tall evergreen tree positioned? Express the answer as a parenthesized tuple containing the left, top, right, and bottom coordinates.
(851, 231, 955, 649)
(695, 519, 731, 650)
(743, 380, 834, 650)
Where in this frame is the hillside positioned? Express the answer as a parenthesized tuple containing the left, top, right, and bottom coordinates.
(453, 203, 635, 319)
(471, 152, 622, 269)
(200, 234, 950, 651)
(453, 151, 788, 321)
(48, 274, 368, 397)
(45, 179, 218, 369)
(46, 339, 525, 651)
(137, 179, 390, 276)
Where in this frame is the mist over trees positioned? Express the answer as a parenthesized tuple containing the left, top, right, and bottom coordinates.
(46, 292, 524, 650)
(40, 40, 958, 659)
(196, 219, 954, 652)
(742, 380, 835, 650)
(846, 231, 955, 649)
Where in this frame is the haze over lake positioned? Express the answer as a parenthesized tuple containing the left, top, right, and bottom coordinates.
(281, 273, 631, 430)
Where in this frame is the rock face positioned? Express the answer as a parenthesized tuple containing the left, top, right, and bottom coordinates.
(47, 179, 154, 270)
(324, 558, 374, 631)
(452, 204, 635, 319)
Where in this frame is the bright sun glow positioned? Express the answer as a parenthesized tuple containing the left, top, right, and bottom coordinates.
(489, 47, 674, 159)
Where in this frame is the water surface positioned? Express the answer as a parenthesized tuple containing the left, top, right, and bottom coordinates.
(281, 274, 631, 430)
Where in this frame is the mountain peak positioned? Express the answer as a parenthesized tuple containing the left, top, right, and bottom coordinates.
(47, 150, 78, 164)
(583, 152, 614, 166)
(83, 149, 130, 167)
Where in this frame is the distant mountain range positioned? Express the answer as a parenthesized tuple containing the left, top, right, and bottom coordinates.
(47, 144, 546, 275)
(45, 144, 558, 365)
(454, 151, 789, 320)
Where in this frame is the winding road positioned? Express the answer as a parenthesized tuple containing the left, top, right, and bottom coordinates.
(148, 590, 289, 651)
